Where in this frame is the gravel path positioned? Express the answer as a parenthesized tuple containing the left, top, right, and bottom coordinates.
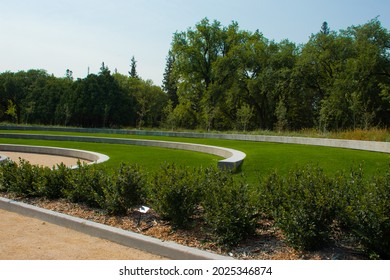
(0, 209, 168, 260)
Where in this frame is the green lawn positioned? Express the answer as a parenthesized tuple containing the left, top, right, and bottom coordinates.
(1, 129, 389, 185)
(0, 137, 220, 172)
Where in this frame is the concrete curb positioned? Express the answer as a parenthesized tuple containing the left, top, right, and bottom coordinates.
(0, 197, 233, 260)
(0, 133, 246, 170)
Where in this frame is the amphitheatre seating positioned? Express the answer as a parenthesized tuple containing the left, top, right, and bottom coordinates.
(0, 134, 246, 170)
(3, 125, 389, 170)
(1, 125, 389, 153)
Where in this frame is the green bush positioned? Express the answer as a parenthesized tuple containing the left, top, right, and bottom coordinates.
(341, 168, 390, 259)
(200, 168, 257, 246)
(258, 171, 284, 216)
(40, 163, 73, 199)
(101, 163, 146, 215)
(65, 162, 106, 207)
(0, 160, 18, 192)
(1, 159, 48, 197)
(263, 165, 337, 250)
(148, 163, 201, 228)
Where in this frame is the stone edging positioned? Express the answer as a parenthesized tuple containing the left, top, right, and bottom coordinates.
(0, 144, 110, 168)
(0, 197, 233, 260)
(0, 133, 246, 170)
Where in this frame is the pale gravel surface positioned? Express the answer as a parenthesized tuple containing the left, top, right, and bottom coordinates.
(0, 151, 88, 167)
(0, 209, 168, 260)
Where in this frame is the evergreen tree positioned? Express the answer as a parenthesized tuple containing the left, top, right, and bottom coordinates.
(162, 50, 178, 106)
(129, 56, 139, 78)
(321, 21, 330, 35)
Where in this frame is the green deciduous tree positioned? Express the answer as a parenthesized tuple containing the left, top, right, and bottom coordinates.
(5, 99, 17, 122)
(236, 104, 253, 132)
(171, 18, 227, 129)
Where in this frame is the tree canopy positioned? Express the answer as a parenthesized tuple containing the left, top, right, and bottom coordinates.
(163, 17, 389, 131)
(1, 18, 389, 131)
(0, 65, 166, 128)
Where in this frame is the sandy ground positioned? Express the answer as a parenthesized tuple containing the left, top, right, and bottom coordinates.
(0, 151, 87, 168)
(0, 209, 168, 260)
(0, 151, 168, 260)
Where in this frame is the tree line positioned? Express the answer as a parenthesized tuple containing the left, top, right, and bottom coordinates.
(0, 62, 166, 128)
(164, 18, 390, 131)
(1, 18, 389, 131)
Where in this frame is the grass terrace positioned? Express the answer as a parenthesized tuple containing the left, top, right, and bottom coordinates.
(1, 127, 389, 258)
(1, 129, 389, 184)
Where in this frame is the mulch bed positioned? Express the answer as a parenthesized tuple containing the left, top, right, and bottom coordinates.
(1, 193, 365, 260)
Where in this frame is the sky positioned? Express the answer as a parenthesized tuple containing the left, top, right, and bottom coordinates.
(1, 0, 389, 86)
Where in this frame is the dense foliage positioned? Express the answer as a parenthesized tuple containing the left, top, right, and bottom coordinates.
(0, 64, 166, 128)
(1, 159, 388, 258)
(1, 18, 388, 132)
(164, 18, 390, 131)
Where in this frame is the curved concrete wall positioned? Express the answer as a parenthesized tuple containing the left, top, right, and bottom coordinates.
(1, 125, 389, 154)
(0, 134, 246, 170)
(0, 144, 109, 168)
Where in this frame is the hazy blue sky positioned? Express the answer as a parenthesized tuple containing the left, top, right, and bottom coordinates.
(1, 0, 389, 85)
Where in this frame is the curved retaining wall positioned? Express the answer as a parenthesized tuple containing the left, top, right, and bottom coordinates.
(1, 125, 389, 154)
(0, 144, 110, 168)
(0, 134, 246, 170)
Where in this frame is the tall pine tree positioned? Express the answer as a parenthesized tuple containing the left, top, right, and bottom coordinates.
(162, 50, 178, 106)
(321, 21, 330, 34)
(129, 56, 139, 78)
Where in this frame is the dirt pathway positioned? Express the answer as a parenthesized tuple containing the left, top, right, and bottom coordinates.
(0, 209, 168, 260)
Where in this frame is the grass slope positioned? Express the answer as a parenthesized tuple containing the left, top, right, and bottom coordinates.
(0, 138, 220, 172)
(1, 129, 389, 184)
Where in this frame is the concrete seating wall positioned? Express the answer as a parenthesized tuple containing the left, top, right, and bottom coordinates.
(1, 125, 388, 154)
(0, 134, 246, 170)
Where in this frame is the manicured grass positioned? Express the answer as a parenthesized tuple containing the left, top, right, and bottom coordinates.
(0, 138, 220, 173)
(1, 129, 389, 185)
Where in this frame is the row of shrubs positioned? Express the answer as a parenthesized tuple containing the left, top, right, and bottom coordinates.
(0, 160, 255, 247)
(0, 160, 145, 215)
(259, 165, 389, 259)
(0, 159, 389, 258)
